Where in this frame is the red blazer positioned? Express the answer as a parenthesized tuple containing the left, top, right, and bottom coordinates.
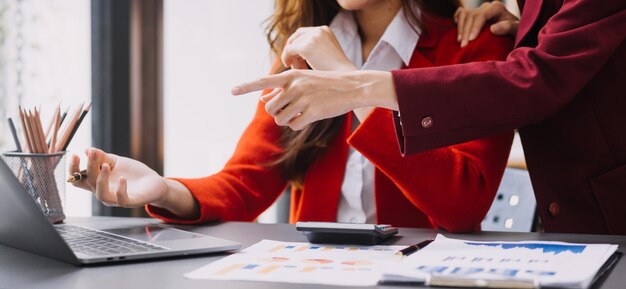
(147, 16, 514, 232)
(391, 0, 626, 234)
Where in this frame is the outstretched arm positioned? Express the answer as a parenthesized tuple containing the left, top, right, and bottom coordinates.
(69, 148, 200, 220)
(392, 0, 626, 154)
(233, 0, 626, 152)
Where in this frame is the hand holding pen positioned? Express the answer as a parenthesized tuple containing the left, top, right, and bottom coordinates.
(68, 148, 169, 207)
(68, 148, 200, 219)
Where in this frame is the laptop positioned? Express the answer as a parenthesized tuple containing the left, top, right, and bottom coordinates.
(0, 159, 241, 265)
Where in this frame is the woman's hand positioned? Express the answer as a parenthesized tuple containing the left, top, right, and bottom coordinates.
(454, 1, 519, 47)
(232, 69, 397, 130)
(281, 26, 357, 71)
(69, 148, 199, 219)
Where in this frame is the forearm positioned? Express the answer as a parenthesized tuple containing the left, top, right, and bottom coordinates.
(152, 179, 200, 220)
(392, 1, 626, 154)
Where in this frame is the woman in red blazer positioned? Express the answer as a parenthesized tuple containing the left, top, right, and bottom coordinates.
(71, 0, 513, 232)
(235, 1, 626, 235)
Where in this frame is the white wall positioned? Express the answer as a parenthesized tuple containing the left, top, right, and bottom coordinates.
(163, 1, 276, 220)
(163, 0, 273, 177)
(0, 0, 92, 217)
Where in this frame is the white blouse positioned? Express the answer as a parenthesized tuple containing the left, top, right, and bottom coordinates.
(330, 8, 420, 224)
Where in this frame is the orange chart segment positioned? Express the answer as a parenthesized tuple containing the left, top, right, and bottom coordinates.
(215, 263, 244, 276)
(268, 245, 285, 253)
(302, 258, 333, 264)
(301, 266, 317, 272)
(259, 265, 281, 274)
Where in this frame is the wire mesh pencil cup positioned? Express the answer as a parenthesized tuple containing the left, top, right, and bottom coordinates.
(1, 151, 66, 224)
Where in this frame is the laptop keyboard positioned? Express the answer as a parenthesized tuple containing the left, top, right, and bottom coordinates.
(56, 225, 168, 256)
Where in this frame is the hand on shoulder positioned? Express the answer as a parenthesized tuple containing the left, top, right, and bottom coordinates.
(454, 1, 519, 47)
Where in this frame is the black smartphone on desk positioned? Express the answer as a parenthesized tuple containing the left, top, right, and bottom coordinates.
(296, 222, 398, 245)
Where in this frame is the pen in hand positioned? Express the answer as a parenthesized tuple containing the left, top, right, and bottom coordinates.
(395, 239, 434, 257)
(67, 169, 87, 183)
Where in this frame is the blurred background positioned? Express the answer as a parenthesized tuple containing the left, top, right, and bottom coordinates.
(0, 0, 523, 222)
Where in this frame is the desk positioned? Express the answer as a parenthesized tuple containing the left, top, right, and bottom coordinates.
(1, 217, 625, 289)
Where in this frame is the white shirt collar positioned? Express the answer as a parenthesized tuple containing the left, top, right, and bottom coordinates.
(329, 7, 420, 67)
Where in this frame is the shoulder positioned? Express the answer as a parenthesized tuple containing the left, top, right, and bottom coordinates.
(422, 15, 513, 63)
(464, 26, 514, 58)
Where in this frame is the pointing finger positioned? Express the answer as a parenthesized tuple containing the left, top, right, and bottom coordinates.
(231, 73, 291, 95)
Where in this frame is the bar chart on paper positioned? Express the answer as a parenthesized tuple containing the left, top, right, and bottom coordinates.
(185, 240, 405, 286)
(380, 234, 618, 289)
(464, 242, 587, 255)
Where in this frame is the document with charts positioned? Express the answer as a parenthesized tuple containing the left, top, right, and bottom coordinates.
(381, 234, 618, 289)
(185, 239, 405, 286)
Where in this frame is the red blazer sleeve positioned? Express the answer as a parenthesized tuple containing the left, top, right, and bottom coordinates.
(146, 102, 288, 224)
(392, 0, 626, 155)
(350, 28, 514, 232)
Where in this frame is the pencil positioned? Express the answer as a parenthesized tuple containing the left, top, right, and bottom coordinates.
(26, 110, 42, 153)
(18, 107, 32, 153)
(56, 103, 84, 152)
(45, 104, 61, 140)
(7, 118, 22, 152)
(49, 110, 60, 153)
(59, 109, 68, 126)
(62, 102, 91, 151)
(34, 109, 48, 153)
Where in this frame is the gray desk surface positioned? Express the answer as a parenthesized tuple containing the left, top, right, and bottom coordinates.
(1, 217, 625, 289)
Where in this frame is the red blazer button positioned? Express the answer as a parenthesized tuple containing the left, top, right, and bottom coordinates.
(549, 202, 560, 217)
(421, 117, 433, 128)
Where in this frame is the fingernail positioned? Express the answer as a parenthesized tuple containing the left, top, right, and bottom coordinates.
(469, 33, 477, 40)
(231, 87, 241, 95)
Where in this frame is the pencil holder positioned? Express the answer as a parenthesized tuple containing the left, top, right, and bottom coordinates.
(1, 151, 66, 224)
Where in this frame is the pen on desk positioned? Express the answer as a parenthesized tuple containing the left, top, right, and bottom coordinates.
(395, 239, 434, 257)
(67, 169, 87, 183)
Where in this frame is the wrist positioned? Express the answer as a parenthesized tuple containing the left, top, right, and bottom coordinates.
(353, 71, 399, 111)
(154, 178, 200, 220)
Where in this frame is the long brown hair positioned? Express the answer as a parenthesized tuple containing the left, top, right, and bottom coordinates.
(266, 0, 461, 188)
